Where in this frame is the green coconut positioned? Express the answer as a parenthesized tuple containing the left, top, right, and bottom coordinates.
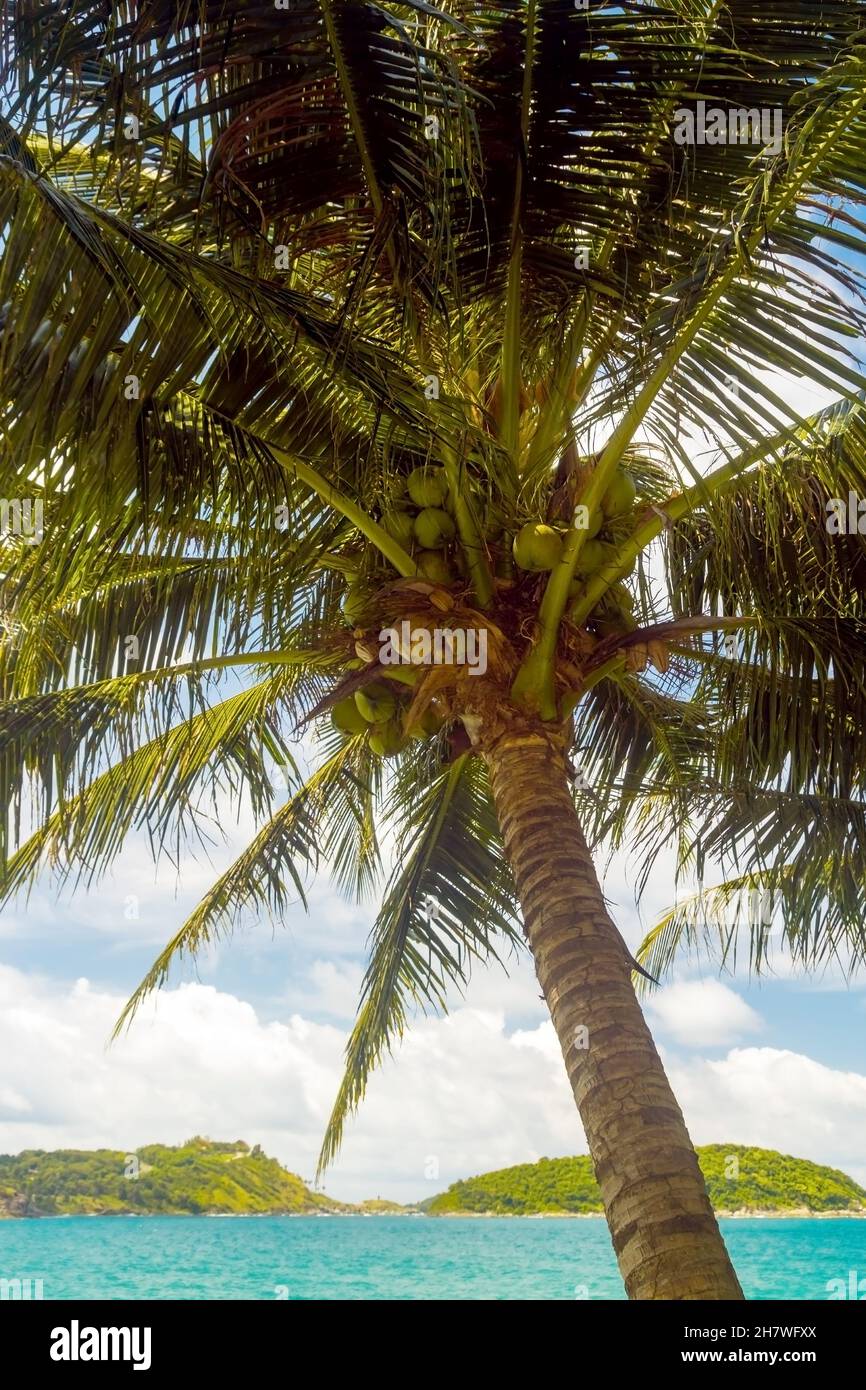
(331, 695, 369, 735)
(369, 721, 408, 757)
(413, 507, 456, 550)
(571, 503, 604, 539)
(573, 538, 615, 576)
(354, 683, 397, 724)
(513, 522, 563, 572)
(601, 468, 637, 517)
(416, 550, 455, 585)
(380, 509, 416, 547)
(408, 705, 445, 740)
(407, 466, 449, 508)
(341, 584, 370, 626)
(381, 665, 420, 688)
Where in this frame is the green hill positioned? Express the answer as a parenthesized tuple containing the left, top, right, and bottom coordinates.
(427, 1146, 866, 1216)
(0, 1137, 350, 1217)
(3, 1139, 862, 1218)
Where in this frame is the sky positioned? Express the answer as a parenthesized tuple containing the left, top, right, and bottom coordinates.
(2, 719, 865, 1205)
(2, 354, 865, 1204)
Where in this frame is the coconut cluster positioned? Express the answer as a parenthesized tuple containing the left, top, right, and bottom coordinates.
(381, 466, 458, 579)
(512, 466, 638, 638)
(341, 466, 458, 627)
(332, 462, 640, 751)
(330, 677, 444, 757)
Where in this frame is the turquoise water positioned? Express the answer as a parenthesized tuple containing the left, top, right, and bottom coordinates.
(0, 1216, 863, 1299)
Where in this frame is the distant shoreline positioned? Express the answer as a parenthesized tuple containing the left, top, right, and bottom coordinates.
(428, 1208, 866, 1220)
(3, 1207, 865, 1221)
(5, 1141, 863, 1222)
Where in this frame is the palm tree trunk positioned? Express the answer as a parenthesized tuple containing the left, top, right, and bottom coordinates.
(484, 728, 743, 1300)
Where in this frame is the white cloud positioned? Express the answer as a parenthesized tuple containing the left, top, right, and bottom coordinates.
(668, 1047, 866, 1184)
(285, 959, 365, 1019)
(1, 964, 864, 1206)
(0, 964, 579, 1202)
(645, 979, 763, 1047)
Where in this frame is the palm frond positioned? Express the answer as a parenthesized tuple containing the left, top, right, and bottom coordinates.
(0, 671, 303, 888)
(113, 742, 366, 1033)
(318, 753, 520, 1171)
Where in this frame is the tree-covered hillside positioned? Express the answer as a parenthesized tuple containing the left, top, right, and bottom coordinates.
(427, 1147, 866, 1216)
(0, 1137, 347, 1217)
(3, 1140, 862, 1219)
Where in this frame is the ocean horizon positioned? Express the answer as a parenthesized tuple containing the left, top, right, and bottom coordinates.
(2, 1214, 864, 1300)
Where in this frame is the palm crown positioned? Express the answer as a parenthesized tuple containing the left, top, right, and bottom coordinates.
(1, 1, 865, 1298)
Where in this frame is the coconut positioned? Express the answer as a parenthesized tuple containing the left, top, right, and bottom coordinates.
(574, 538, 618, 577)
(407, 466, 449, 508)
(382, 665, 419, 688)
(369, 721, 408, 757)
(416, 550, 454, 585)
(331, 696, 369, 735)
(413, 507, 456, 550)
(571, 503, 604, 539)
(341, 584, 370, 626)
(513, 522, 563, 572)
(354, 683, 397, 724)
(381, 509, 416, 547)
(410, 705, 445, 739)
(601, 468, 637, 517)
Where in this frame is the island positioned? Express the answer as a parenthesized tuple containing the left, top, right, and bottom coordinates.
(0, 1137, 352, 1218)
(424, 1145, 866, 1217)
(1, 1139, 863, 1218)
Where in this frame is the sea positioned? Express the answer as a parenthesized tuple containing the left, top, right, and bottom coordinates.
(1, 1215, 864, 1300)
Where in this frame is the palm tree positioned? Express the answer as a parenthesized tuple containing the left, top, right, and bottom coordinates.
(1, 1, 865, 1300)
